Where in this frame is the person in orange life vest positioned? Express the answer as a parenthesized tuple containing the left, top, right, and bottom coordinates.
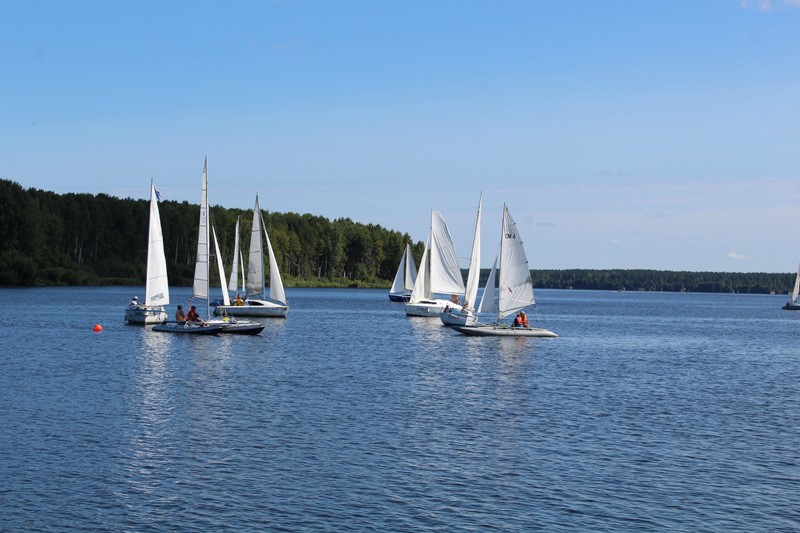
(512, 312, 523, 328)
(520, 311, 529, 328)
(186, 305, 201, 323)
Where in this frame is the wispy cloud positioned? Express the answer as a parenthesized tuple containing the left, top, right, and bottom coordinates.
(740, 0, 800, 11)
(728, 252, 748, 260)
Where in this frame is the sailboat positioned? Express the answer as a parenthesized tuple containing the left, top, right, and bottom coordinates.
(405, 211, 466, 317)
(154, 159, 223, 335)
(207, 225, 265, 334)
(154, 159, 264, 334)
(783, 262, 800, 310)
(452, 204, 557, 338)
(125, 179, 170, 325)
(227, 216, 246, 298)
(440, 194, 482, 326)
(214, 194, 288, 318)
(388, 243, 418, 302)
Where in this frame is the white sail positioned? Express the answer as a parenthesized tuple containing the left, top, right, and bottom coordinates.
(464, 194, 482, 309)
(792, 262, 800, 303)
(498, 204, 535, 319)
(390, 247, 407, 295)
(240, 249, 245, 291)
(429, 211, 466, 295)
(477, 254, 497, 315)
(404, 243, 418, 291)
(263, 220, 287, 304)
(390, 243, 418, 296)
(212, 226, 231, 306)
(144, 179, 170, 307)
(227, 216, 240, 293)
(246, 195, 265, 297)
(409, 235, 432, 303)
(192, 158, 210, 302)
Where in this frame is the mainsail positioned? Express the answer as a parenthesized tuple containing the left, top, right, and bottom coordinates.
(227, 216, 241, 293)
(497, 204, 535, 319)
(192, 158, 210, 303)
(246, 195, 265, 298)
(144, 179, 169, 307)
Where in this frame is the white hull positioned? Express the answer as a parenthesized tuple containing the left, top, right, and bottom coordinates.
(206, 317, 265, 334)
(405, 298, 454, 317)
(125, 305, 167, 325)
(215, 299, 288, 318)
(439, 308, 479, 327)
(453, 325, 558, 338)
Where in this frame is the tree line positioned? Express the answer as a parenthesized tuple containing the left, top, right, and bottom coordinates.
(0, 179, 419, 287)
(0, 179, 794, 293)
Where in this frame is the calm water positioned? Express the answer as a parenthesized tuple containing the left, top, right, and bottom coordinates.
(1, 287, 798, 531)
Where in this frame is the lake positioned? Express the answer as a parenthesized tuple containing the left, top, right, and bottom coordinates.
(1, 286, 798, 531)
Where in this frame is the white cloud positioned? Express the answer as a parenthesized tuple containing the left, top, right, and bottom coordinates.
(740, 0, 800, 11)
(728, 252, 748, 260)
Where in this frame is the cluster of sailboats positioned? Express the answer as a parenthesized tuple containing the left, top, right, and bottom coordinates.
(124, 158, 557, 338)
(124, 158, 288, 335)
(391, 195, 558, 338)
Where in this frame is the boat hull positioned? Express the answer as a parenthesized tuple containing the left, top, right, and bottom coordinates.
(152, 322, 222, 335)
(208, 318, 265, 335)
(124, 305, 167, 325)
(783, 301, 800, 310)
(215, 299, 288, 318)
(405, 298, 454, 317)
(388, 293, 411, 302)
(439, 308, 479, 327)
(452, 325, 558, 338)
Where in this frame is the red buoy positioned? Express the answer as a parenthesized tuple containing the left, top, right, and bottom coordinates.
(93, 324, 103, 332)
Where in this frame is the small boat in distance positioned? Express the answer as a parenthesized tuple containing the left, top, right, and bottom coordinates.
(214, 194, 288, 318)
(388, 243, 417, 302)
(452, 204, 557, 338)
(783, 262, 800, 310)
(125, 179, 169, 325)
(405, 211, 466, 317)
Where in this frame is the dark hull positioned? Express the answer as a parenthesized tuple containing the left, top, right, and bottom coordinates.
(783, 301, 800, 310)
(152, 323, 223, 335)
(388, 293, 411, 302)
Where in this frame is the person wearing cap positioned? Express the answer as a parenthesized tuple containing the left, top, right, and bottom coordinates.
(175, 305, 186, 323)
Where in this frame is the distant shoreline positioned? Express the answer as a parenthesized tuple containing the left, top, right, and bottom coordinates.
(3, 268, 792, 295)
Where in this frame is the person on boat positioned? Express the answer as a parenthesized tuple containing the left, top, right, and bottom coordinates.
(175, 305, 186, 323)
(520, 311, 529, 328)
(129, 296, 138, 306)
(186, 305, 201, 324)
(235, 293, 244, 306)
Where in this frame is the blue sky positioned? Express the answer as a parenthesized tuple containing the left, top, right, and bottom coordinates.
(2, 0, 799, 272)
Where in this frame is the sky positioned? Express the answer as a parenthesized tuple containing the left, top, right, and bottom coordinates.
(2, 0, 799, 273)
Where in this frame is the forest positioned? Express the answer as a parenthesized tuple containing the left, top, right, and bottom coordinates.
(0, 179, 794, 294)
